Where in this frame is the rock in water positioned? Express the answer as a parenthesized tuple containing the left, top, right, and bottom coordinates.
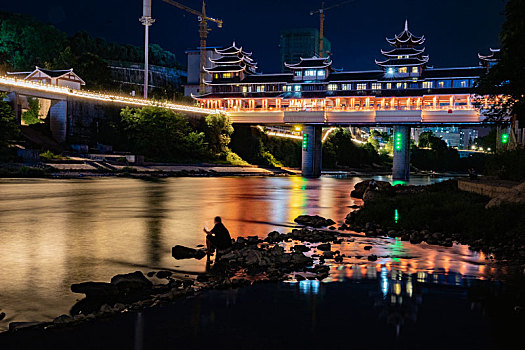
(363, 245, 373, 250)
(70, 282, 119, 298)
(351, 180, 392, 199)
(172, 245, 206, 260)
(110, 271, 152, 291)
(317, 243, 331, 251)
(156, 270, 172, 279)
(294, 215, 336, 228)
(368, 254, 378, 261)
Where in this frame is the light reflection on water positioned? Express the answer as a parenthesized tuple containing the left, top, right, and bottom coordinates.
(0, 175, 497, 331)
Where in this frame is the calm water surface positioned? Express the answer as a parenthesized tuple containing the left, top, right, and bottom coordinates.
(0, 176, 507, 333)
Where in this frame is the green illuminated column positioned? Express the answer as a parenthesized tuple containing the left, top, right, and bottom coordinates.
(301, 125, 322, 177)
(392, 125, 411, 180)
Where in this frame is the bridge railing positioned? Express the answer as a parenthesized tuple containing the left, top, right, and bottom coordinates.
(0, 75, 219, 115)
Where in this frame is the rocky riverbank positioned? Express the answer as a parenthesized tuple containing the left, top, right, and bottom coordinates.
(345, 179, 525, 263)
(3, 215, 365, 335)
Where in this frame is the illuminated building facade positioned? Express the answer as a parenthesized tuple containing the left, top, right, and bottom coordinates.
(195, 21, 488, 114)
(194, 21, 500, 178)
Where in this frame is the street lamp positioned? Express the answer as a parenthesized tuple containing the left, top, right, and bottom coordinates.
(140, 0, 155, 99)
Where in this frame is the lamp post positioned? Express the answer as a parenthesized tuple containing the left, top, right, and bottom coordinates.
(140, 0, 155, 99)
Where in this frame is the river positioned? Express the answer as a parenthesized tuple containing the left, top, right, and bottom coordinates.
(0, 175, 509, 335)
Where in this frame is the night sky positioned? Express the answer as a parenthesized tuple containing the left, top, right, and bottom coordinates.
(1, 0, 506, 72)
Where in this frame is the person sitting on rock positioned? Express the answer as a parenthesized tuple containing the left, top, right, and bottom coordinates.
(203, 216, 232, 260)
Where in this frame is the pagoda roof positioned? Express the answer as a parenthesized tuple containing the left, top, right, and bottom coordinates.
(478, 48, 501, 62)
(375, 56, 429, 67)
(204, 65, 245, 73)
(210, 55, 256, 67)
(386, 20, 425, 46)
(381, 47, 425, 57)
(284, 56, 333, 69)
(215, 42, 252, 56)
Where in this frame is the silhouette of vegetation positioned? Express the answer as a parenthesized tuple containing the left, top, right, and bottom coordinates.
(0, 93, 19, 157)
(352, 180, 525, 245)
(476, 0, 525, 123)
(230, 126, 301, 168)
(0, 12, 182, 92)
(21, 97, 41, 125)
(322, 127, 387, 169)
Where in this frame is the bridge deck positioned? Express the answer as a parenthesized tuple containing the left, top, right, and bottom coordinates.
(0, 76, 217, 115)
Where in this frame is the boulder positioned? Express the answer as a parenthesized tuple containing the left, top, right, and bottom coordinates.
(0, 312, 5, 321)
(156, 271, 172, 279)
(172, 245, 206, 260)
(317, 243, 331, 251)
(9, 322, 46, 332)
(363, 245, 373, 250)
(71, 282, 119, 298)
(351, 180, 392, 199)
(294, 215, 336, 228)
(292, 245, 310, 252)
(367, 254, 378, 261)
(110, 271, 152, 291)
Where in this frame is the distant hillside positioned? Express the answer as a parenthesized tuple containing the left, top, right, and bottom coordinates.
(0, 12, 184, 94)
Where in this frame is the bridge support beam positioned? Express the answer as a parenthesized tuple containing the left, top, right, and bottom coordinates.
(6, 92, 21, 123)
(392, 125, 411, 180)
(301, 125, 322, 178)
(49, 100, 68, 143)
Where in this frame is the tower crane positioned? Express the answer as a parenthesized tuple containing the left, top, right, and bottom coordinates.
(163, 0, 223, 94)
(310, 0, 356, 57)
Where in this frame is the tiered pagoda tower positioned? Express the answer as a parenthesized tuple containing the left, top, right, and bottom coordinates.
(203, 42, 257, 84)
(284, 56, 335, 80)
(478, 48, 501, 69)
(376, 20, 429, 78)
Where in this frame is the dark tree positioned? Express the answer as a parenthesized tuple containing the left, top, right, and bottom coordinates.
(476, 0, 525, 123)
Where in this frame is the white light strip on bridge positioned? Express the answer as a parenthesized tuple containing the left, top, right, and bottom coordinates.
(0, 76, 221, 115)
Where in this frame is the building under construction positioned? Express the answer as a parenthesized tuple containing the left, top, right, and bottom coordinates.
(280, 29, 331, 72)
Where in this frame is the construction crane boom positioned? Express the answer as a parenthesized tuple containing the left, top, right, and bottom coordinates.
(163, 0, 223, 94)
(310, 0, 356, 57)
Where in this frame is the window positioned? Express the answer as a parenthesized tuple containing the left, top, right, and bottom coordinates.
(453, 80, 469, 88)
(295, 70, 302, 77)
(437, 80, 451, 88)
(356, 83, 367, 90)
(317, 69, 325, 77)
(282, 85, 287, 92)
(305, 69, 316, 77)
(372, 83, 381, 90)
(342, 83, 351, 90)
(422, 81, 433, 89)
(214, 74, 219, 79)
(386, 83, 392, 89)
(294, 85, 301, 92)
(398, 67, 407, 73)
(242, 86, 248, 93)
(412, 67, 419, 73)
(223, 72, 232, 78)
(387, 68, 395, 75)
(396, 83, 402, 89)
(256, 85, 265, 92)
(327, 83, 338, 91)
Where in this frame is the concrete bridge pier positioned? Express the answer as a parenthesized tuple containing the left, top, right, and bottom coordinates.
(301, 125, 322, 178)
(49, 99, 68, 143)
(392, 125, 411, 180)
(6, 92, 21, 123)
